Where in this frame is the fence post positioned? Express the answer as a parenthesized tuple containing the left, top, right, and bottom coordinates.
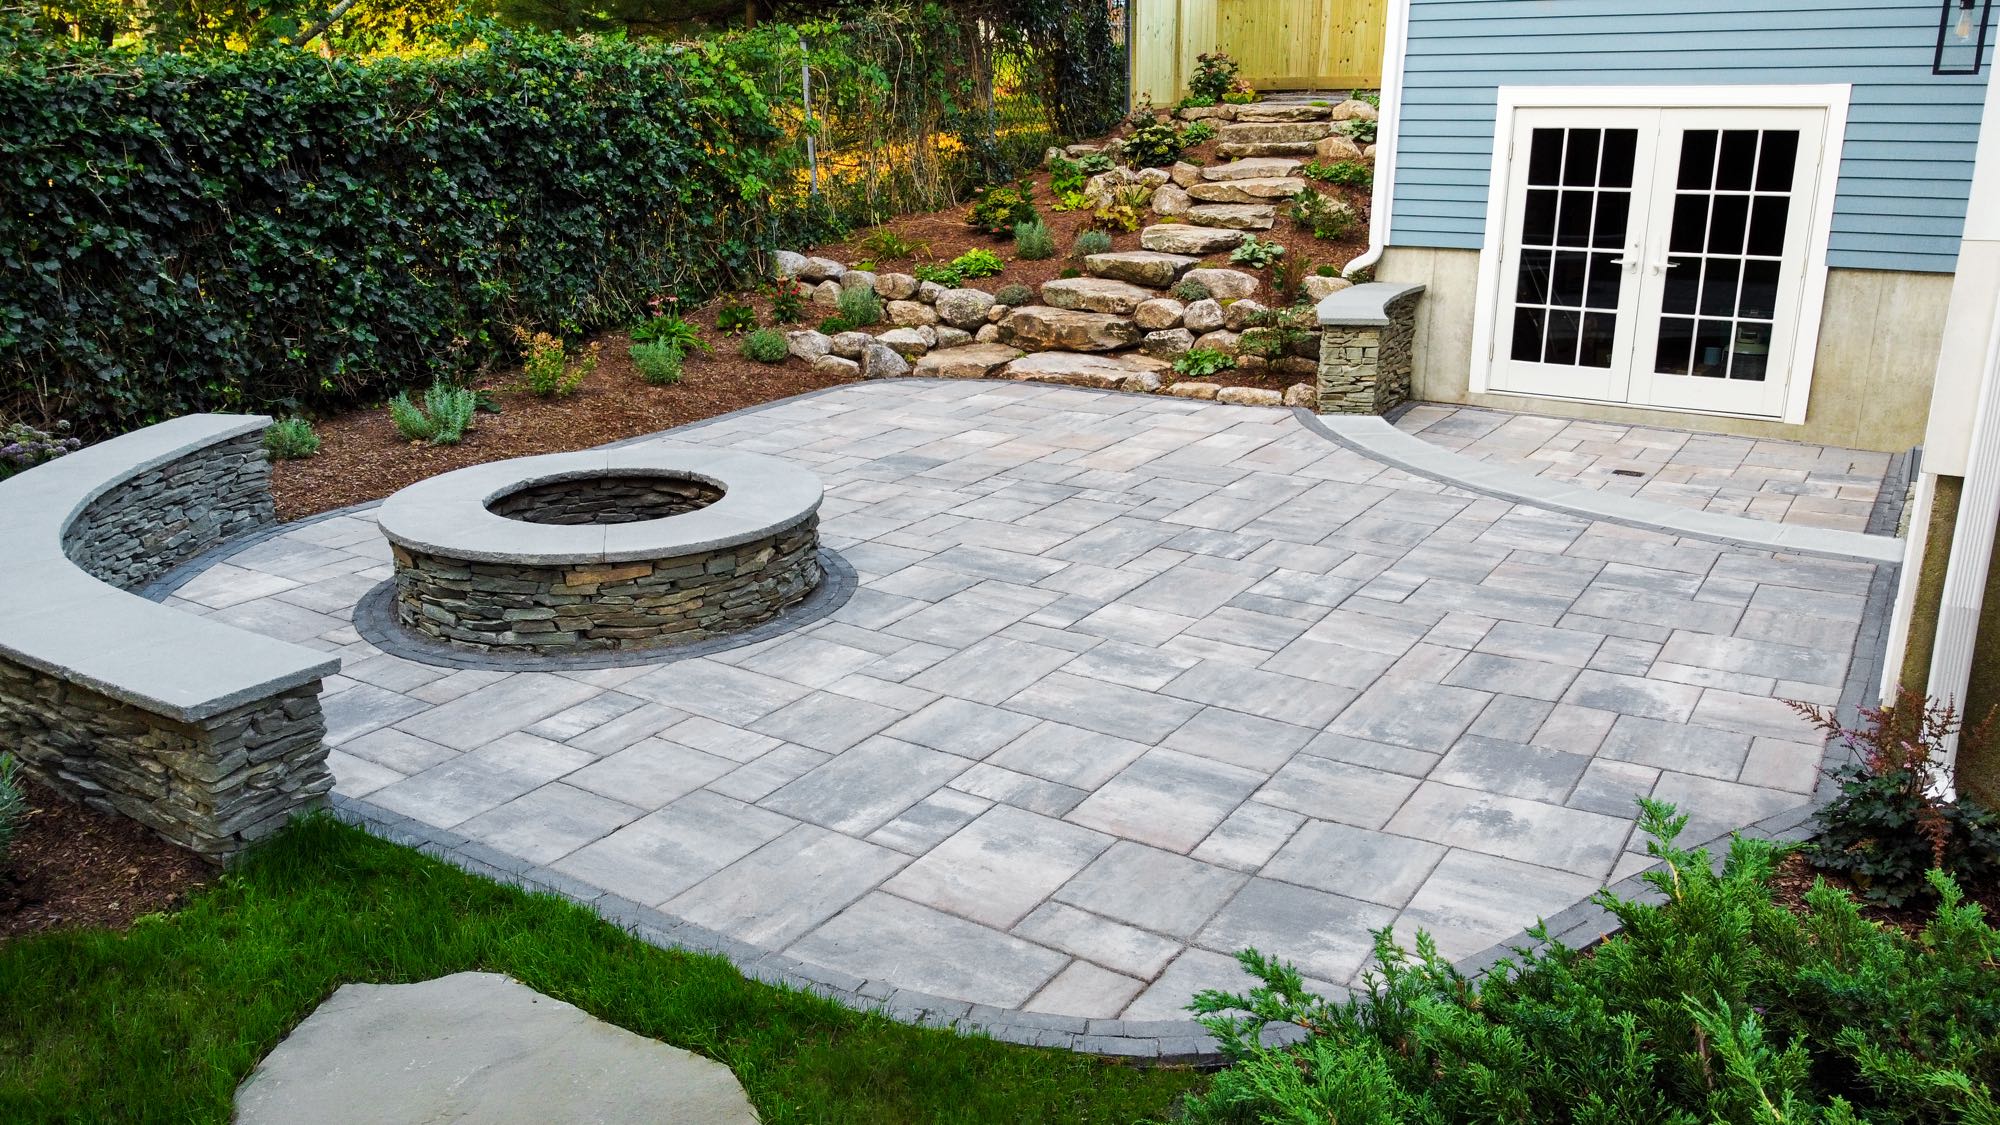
(798, 31, 818, 194)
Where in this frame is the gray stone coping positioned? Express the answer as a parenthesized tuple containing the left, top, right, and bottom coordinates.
(1315, 281, 1426, 327)
(376, 444, 824, 566)
(0, 414, 338, 722)
(1297, 411, 1905, 564)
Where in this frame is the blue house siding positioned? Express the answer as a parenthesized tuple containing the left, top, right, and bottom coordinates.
(1392, 0, 1990, 273)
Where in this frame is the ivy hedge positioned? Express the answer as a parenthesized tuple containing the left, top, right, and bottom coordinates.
(0, 26, 792, 432)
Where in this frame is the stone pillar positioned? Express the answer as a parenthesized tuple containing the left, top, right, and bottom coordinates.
(1314, 282, 1426, 415)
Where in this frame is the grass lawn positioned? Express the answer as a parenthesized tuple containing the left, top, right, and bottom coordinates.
(0, 815, 1201, 1123)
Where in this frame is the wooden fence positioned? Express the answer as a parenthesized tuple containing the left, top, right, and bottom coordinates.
(1130, 0, 1386, 105)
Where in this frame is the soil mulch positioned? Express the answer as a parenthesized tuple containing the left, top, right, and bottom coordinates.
(1766, 849, 2000, 938)
(1, 780, 214, 941)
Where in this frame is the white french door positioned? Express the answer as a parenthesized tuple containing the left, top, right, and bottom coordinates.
(1486, 100, 1833, 420)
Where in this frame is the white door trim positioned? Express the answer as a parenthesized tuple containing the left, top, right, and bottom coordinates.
(1468, 84, 1851, 425)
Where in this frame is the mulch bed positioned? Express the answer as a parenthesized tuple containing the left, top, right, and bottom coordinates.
(1, 780, 214, 941)
(272, 129, 1369, 521)
(1766, 850, 2000, 938)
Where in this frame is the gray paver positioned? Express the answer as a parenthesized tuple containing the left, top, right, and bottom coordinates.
(183, 380, 1881, 1028)
(1196, 878, 1397, 984)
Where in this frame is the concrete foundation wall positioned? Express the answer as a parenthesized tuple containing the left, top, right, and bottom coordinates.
(1376, 246, 1946, 453)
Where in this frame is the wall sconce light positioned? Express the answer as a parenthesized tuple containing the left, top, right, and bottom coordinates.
(1937, 0, 1993, 74)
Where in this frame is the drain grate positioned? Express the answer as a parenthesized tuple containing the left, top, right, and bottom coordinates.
(1611, 469, 1646, 478)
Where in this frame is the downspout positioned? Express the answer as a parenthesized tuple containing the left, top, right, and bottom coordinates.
(1927, 288, 2000, 778)
(1345, 0, 1411, 275)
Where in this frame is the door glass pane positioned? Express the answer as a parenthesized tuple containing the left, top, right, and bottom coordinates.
(1564, 129, 1602, 184)
(1678, 130, 1717, 189)
(1512, 308, 1547, 362)
(1580, 313, 1619, 368)
(1510, 126, 1638, 368)
(1716, 131, 1759, 190)
(1652, 127, 1802, 385)
(1516, 249, 1553, 304)
(1527, 129, 1565, 185)
(1656, 317, 1696, 375)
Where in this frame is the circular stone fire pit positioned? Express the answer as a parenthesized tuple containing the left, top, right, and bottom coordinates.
(376, 446, 823, 655)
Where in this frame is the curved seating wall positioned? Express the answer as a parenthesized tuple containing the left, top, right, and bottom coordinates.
(0, 415, 337, 862)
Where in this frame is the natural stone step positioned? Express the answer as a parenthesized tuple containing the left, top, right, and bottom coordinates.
(1040, 277, 1158, 316)
(1002, 351, 1170, 391)
(1229, 103, 1334, 123)
(1182, 268, 1261, 300)
(1184, 203, 1277, 230)
(1218, 141, 1320, 159)
(1202, 157, 1303, 182)
(1187, 177, 1307, 204)
(1218, 121, 1337, 145)
(996, 306, 1142, 352)
(1140, 224, 1248, 255)
(1081, 250, 1200, 288)
(913, 342, 1024, 379)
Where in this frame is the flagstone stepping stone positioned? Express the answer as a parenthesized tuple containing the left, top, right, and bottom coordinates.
(1219, 141, 1319, 158)
(1134, 297, 1187, 329)
(234, 972, 758, 1125)
(1140, 224, 1248, 255)
(1202, 156, 1303, 181)
(1217, 386, 1286, 407)
(914, 342, 1024, 379)
(1002, 351, 1169, 390)
(1230, 103, 1333, 123)
(1185, 203, 1277, 230)
(1081, 250, 1200, 288)
(1041, 277, 1157, 315)
(1316, 134, 1366, 163)
(1187, 178, 1308, 204)
(997, 306, 1142, 352)
(1181, 267, 1261, 301)
(1218, 121, 1336, 146)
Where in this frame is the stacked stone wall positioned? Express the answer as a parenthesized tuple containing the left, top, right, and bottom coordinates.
(394, 517, 822, 654)
(65, 432, 274, 590)
(1316, 288, 1423, 416)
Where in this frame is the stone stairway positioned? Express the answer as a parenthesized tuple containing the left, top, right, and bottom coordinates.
(776, 96, 1376, 404)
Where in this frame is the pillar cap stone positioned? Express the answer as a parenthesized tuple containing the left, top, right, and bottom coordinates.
(1316, 281, 1426, 328)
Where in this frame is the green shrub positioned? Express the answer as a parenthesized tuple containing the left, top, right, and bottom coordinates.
(767, 279, 809, 324)
(514, 328, 598, 398)
(951, 249, 1006, 279)
(628, 341, 685, 386)
(1229, 234, 1286, 269)
(817, 316, 854, 335)
(1185, 800, 2000, 1125)
(0, 753, 23, 865)
(1344, 117, 1378, 146)
(1072, 229, 1113, 258)
(0, 420, 81, 479)
(1173, 347, 1236, 378)
(968, 181, 1037, 238)
(1299, 159, 1373, 187)
(0, 28, 787, 434)
(858, 229, 927, 261)
(1059, 267, 1083, 279)
(1181, 120, 1218, 146)
(1315, 264, 1339, 277)
(1048, 154, 1089, 199)
(836, 286, 882, 328)
(1119, 120, 1200, 168)
(740, 328, 791, 364)
(388, 381, 477, 445)
(1795, 690, 2000, 906)
(1221, 90, 1258, 105)
(994, 283, 1035, 307)
(262, 418, 320, 461)
(1014, 220, 1057, 260)
(715, 302, 758, 335)
(1291, 189, 1359, 241)
(912, 263, 965, 287)
(630, 310, 708, 354)
(1171, 278, 1213, 303)
(1188, 52, 1240, 104)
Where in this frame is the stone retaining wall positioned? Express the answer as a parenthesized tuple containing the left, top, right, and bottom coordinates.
(64, 431, 274, 590)
(393, 517, 822, 654)
(0, 417, 336, 865)
(1317, 285, 1424, 416)
(0, 664, 331, 861)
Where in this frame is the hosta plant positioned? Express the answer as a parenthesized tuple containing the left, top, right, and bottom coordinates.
(715, 301, 758, 335)
(1229, 234, 1286, 269)
(950, 248, 1006, 279)
(1174, 347, 1237, 378)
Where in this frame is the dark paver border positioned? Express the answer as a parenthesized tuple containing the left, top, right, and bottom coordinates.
(144, 380, 1902, 1064)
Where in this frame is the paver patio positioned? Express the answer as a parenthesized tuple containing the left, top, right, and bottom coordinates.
(163, 381, 1886, 1025)
(1395, 403, 1895, 532)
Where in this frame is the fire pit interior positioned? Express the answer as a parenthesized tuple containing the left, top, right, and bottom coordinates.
(488, 473, 725, 525)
